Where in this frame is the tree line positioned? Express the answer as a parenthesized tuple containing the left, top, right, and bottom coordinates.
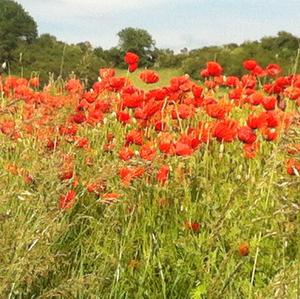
(1, 0, 300, 85)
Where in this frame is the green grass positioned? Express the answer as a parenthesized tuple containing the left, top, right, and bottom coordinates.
(116, 68, 182, 89)
(0, 75, 299, 298)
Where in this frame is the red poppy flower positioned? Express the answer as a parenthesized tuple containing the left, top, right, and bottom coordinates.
(74, 137, 89, 149)
(125, 130, 143, 145)
(87, 109, 103, 124)
(122, 93, 143, 108)
(225, 76, 240, 87)
(99, 68, 115, 79)
(251, 65, 266, 77)
(241, 75, 256, 89)
(59, 190, 76, 210)
(119, 166, 145, 185)
(184, 221, 201, 233)
(239, 242, 249, 256)
(117, 111, 131, 124)
(119, 147, 134, 161)
(0, 120, 15, 136)
(243, 142, 260, 159)
(71, 112, 86, 124)
(139, 143, 156, 161)
(243, 59, 257, 71)
(200, 68, 210, 78)
(264, 111, 279, 128)
(65, 79, 83, 94)
(238, 126, 257, 144)
(266, 64, 281, 77)
(101, 193, 121, 204)
(175, 141, 194, 156)
(128, 63, 138, 73)
(213, 119, 239, 142)
(206, 61, 223, 77)
(86, 179, 106, 194)
(205, 103, 231, 120)
(286, 158, 300, 175)
(247, 114, 267, 129)
(29, 77, 40, 88)
(192, 85, 203, 98)
(124, 52, 139, 65)
(140, 70, 159, 84)
(156, 165, 170, 185)
(172, 104, 195, 119)
(262, 96, 276, 110)
(248, 92, 264, 106)
(59, 170, 73, 181)
(261, 127, 278, 141)
(109, 77, 127, 91)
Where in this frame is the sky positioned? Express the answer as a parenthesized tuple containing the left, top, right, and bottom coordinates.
(17, 0, 300, 52)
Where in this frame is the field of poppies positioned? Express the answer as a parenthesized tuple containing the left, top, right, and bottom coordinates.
(0, 53, 299, 298)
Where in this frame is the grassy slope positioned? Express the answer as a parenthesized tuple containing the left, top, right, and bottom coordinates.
(116, 68, 182, 89)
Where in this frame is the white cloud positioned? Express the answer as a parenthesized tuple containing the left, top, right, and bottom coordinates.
(15, 0, 300, 51)
(18, 0, 172, 17)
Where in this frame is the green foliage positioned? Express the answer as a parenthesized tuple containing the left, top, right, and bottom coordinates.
(182, 32, 300, 79)
(1, 1, 300, 86)
(11, 34, 107, 87)
(0, 117, 299, 297)
(0, 0, 37, 61)
(117, 27, 156, 67)
(155, 48, 183, 68)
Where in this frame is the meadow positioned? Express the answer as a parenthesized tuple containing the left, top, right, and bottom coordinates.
(0, 56, 299, 298)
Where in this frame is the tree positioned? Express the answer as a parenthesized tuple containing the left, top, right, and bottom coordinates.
(117, 27, 156, 67)
(0, 0, 38, 61)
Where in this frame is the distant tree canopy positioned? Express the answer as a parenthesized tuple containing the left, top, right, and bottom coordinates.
(181, 31, 300, 78)
(0, 0, 38, 61)
(117, 27, 156, 67)
(1, 1, 300, 84)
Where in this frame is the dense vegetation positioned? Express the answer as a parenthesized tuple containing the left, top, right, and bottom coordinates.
(1, 0, 300, 86)
(1, 57, 300, 298)
(1, 1, 300, 298)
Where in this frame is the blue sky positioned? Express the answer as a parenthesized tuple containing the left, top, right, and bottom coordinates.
(17, 0, 300, 52)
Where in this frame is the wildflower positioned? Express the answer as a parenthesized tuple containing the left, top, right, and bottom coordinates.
(243, 59, 257, 71)
(117, 111, 131, 124)
(128, 63, 138, 73)
(125, 130, 143, 146)
(184, 221, 201, 233)
(206, 61, 223, 77)
(286, 158, 300, 175)
(261, 127, 278, 141)
(71, 112, 86, 124)
(29, 77, 39, 88)
(99, 68, 115, 79)
(238, 126, 257, 144)
(119, 146, 134, 161)
(262, 96, 276, 110)
(266, 63, 281, 77)
(119, 166, 145, 185)
(65, 79, 83, 94)
(238, 242, 249, 256)
(139, 143, 156, 161)
(124, 52, 139, 65)
(156, 165, 170, 185)
(139, 70, 159, 84)
(59, 190, 76, 210)
(213, 119, 239, 142)
(99, 193, 121, 204)
(86, 179, 107, 194)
